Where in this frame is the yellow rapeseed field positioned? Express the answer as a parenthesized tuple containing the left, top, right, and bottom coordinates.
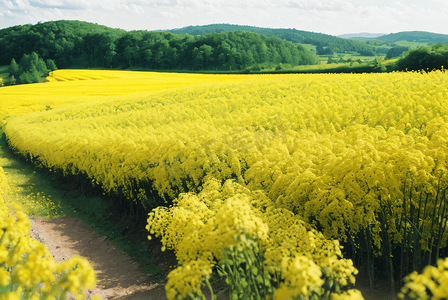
(0, 69, 265, 119)
(2, 69, 448, 299)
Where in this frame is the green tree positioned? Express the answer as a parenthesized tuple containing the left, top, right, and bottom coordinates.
(9, 58, 20, 78)
(105, 42, 117, 68)
(29, 64, 42, 83)
(141, 49, 153, 67)
(192, 47, 204, 70)
(386, 46, 409, 59)
(154, 50, 164, 68)
(199, 44, 213, 69)
(46, 59, 58, 71)
(217, 53, 226, 69)
(124, 46, 136, 67)
(35, 56, 49, 76)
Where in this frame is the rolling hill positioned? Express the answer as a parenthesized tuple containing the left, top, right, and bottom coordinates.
(337, 33, 387, 39)
(166, 24, 378, 55)
(376, 31, 448, 43)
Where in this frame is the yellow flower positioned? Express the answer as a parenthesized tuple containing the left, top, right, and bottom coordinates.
(400, 257, 448, 299)
(331, 289, 365, 300)
(0, 268, 10, 287)
(165, 259, 213, 300)
(274, 256, 324, 298)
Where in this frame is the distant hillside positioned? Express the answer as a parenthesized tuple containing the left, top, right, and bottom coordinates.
(337, 33, 388, 39)
(167, 24, 378, 56)
(0, 20, 318, 71)
(376, 31, 448, 43)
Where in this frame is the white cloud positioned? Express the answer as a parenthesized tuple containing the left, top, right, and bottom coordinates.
(33, 0, 64, 6)
(2, 0, 31, 10)
(125, 3, 145, 13)
(282, 0, 354, 11)
(3, 0, 15, 9)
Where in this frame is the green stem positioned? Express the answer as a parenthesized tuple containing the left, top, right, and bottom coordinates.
(399, 178, 407, 282)
(435, 188, 448, 261)
(205, 277, 215, 300)
(365, 227, 373, 289)
(403, 180, 413, 277)
(379, 197, 395, 297)
(428, 178, 441, 266)
(243, 247, 261, 300)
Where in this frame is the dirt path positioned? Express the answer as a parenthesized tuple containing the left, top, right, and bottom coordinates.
(28, 215, 168, 300)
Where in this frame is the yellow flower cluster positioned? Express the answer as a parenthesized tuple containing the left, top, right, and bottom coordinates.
(399, 257, 448, 300)
(274, 256, 323, 298)
(165, 259, 213, 300)
(0, 167, 98, 300)
(146, 179, 359, 299)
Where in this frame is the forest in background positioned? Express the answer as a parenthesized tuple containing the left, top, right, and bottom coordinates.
(0, 20, 318, 71)
(1, 20, 448, 82)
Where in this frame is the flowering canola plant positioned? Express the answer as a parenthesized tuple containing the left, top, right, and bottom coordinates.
(3, 69, 448, 298)
(399, 257, 448, 300)
(147, 179, 359, 299)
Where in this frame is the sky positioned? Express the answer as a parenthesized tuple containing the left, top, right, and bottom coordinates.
(1, 0, 448, 36)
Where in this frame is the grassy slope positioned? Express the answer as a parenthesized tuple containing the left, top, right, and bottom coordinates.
(394, 40, 429, 49)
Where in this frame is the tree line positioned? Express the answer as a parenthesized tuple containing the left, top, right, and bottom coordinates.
(0, 20, 318, 71)
(113, 30, 318, 70)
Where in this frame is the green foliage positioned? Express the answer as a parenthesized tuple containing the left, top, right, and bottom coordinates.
(316, 45, 334, 55)
(386, 46, 409, 59)
(0, 20, 125, 68)
(7, 52, 57, 85)
(46, 59, 57, 71)
(114, 30, 318, 70)
(394, 43, 448, 71)
(218, 234, 275, 300)
(8, 58, 19, 78)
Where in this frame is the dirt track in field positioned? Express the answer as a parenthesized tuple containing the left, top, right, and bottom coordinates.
(29, 215, 168, 300)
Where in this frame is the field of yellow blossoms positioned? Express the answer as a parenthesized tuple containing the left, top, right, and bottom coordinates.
(1, 69, 448, 299)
